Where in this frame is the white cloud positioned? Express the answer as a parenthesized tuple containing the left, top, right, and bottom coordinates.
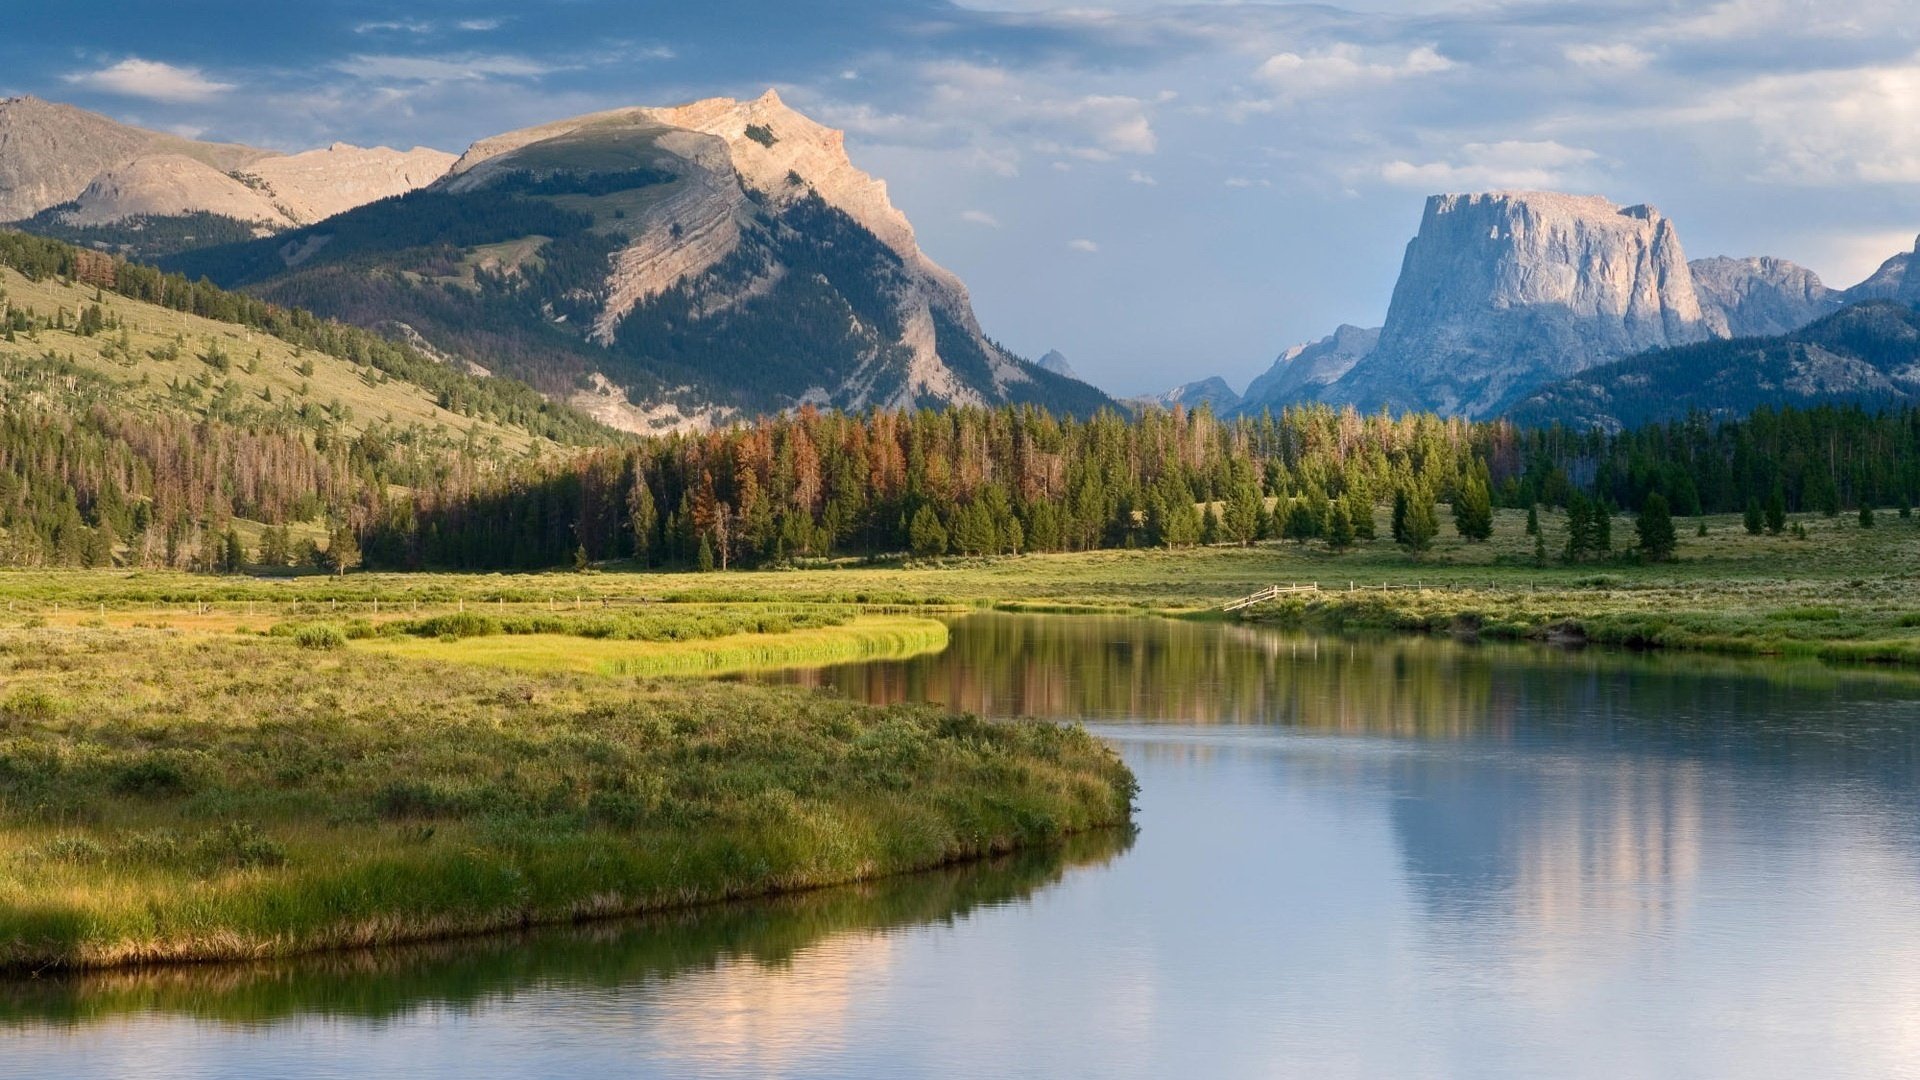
(1378, 141, 1601, 190)
(457, 19, 503, 32)
(1128, 170, 1157, 185)
(336, 54, 553, 83)
(961, 209, 1002, 228)
(1067, 238, 1101, 253)
(1254, 44, 1454, 100)
(62, 58, 235, 103)
(1224, 176, 1271, 188)
(355, 19, 434, 34)
(1563, 43, 1653, 71)
(1683, 55, 1920, 183)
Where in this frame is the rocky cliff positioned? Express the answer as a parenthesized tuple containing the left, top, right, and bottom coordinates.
(1690, 255, 1842, 338)
(1847, 235, 1920, 306)
(1037, 350, 1080, 380)
(1322, 192, 1711, 417)
(1238, 324, 1380, 414)
(0, 96, 451, 233)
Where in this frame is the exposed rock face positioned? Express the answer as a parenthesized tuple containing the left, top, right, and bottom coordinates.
(438, 91, 1055, 416)
(1238, 324, 1380, 413)
(1691, 256, 1842, 338)
(0, 95, 450, 229)
(241, 144, 455, 226)
(1847, 235, 1920, 306)
(1129, 376, 1241, 414)
(1324, 192, 1711, 417)
(0, 96, 265, 221)
(1037, 350, 1079, 379)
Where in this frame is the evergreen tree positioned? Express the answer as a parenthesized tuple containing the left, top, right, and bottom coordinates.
(1326, 503, 1355, 552)
(1452, 463, 1493, 541)
(323, 526, 361, 577)
(1398, 486, 1437, 556)
(1347, 494, 1376, 541)
(1744, 498, 1764, 535)
(1635, 493, 1676, 561)
(695, 534, 715, 571)
(627, 476, 657, 567)
(1765, 486, 1787, 535)
(907, 506, 948, 557)
(1859, 503, 1875, 528)
(222, 527, 246, 573)
(1525, 504, 1539, 537)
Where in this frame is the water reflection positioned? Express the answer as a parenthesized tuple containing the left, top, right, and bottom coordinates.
(14, 616, 1920, 1079)
(0, 830, 1132, 1031)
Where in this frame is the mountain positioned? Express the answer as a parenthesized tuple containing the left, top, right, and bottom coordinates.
(1510, 300, 1920, 430)
(165, 91, 1109, 432)
(1319, 192, 1711, 418)
(0, 96, 452, 256)
(1690, 255, 1842, 337)
(1036, 349, 1079, 379)
(1127, 376, 1241, 413)
(1847, 235, 1920, 306)
(1236, 324, 1380, 414)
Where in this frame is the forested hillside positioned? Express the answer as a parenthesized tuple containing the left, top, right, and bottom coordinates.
(0, 230, 614, 568)
(1512, 301, 1920, 430)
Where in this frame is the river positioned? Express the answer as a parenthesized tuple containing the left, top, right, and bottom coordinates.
(9, 614, 1920, 1078)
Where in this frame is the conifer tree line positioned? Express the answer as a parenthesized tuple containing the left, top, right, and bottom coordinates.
(360, 400, 1920, 571)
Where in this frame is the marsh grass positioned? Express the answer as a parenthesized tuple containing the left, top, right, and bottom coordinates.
(0, 629, 1133, 972)
(352, 615, 951, 676)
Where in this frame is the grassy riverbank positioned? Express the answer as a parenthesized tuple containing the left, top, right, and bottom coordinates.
(0, 504, 1913, 665)
(349, 613, 951, 677)
(0, 629, 1134, 972)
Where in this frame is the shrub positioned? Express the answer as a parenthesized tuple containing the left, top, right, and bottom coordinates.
(292, 624, 347, 650)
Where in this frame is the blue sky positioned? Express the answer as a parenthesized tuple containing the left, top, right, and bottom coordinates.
(6, 0, 1920, 395)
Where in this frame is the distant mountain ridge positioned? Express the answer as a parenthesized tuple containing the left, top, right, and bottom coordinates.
(1511, 300, 1920, 430)
(1127, 376, 1241, 414)
(161, 91, 1109, 431)
(1231, 190, 1918, 422)
(0, 96, 451, 248)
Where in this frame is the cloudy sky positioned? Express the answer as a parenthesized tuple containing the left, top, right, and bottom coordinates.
(6, 0, 1920, 395)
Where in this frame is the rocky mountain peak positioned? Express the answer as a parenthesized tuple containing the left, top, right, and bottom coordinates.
(1848, 234, 1920, 305)
(1690, 255, 1841, 338)
(1318, 190, 1712, 417)
(0, 96, 450, 231)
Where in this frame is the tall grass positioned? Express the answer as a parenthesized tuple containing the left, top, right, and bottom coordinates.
(0, 629, 1133, 972)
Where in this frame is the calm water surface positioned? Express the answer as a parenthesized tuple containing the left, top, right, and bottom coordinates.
(10, 614, 1920, 1078)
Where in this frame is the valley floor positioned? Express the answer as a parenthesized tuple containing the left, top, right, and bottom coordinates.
(3, 505, 1915, 665)
(2, 505, 1913, 970)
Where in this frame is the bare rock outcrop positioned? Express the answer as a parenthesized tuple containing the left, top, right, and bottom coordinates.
(0, 95, 450, 229)
(1691, 255, 1842, 338)
(1323, 192, 1711, 417)
(1847, 235, 1920, 306)
(1239, 324, 1380, 413)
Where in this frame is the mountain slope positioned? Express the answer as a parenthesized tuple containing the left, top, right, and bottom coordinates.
(167, 91, 1110, 430)
(1509, 300, 1920, 430)
(1237, 324, 1379, 414)
(1690, 255, 1842, 337)
(0, 96, 452, 257)
(1847, 235, 1920, 306)
(1127, 376, 1241, 414)
(0, 230, 612, 452)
